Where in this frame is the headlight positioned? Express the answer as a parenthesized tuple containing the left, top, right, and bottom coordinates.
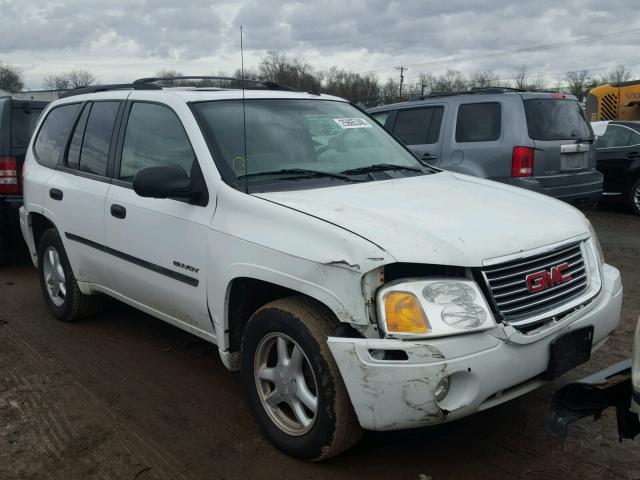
(378, 279, 495, 338)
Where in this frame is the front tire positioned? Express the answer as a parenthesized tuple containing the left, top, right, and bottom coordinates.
(241, 296, 362, 461)
(37, 228, 103, 321)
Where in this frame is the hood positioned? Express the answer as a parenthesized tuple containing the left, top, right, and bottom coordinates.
(256, 172, 590, 267)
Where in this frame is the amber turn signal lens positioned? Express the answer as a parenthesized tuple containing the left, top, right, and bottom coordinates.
(383, 291, 430, 334)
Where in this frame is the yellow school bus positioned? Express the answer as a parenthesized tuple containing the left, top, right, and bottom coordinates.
(586, 80, 640, 121)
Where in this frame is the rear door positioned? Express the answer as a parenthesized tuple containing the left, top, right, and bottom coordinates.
(443, 100, 505, 177)
(389, 105, 445, 166)
(522, 95, 595, 177)
(595, 123, 640, 194)
(43, 99, 124, 286)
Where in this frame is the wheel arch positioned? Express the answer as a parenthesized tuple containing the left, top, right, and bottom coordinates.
(219, 262, 366, 369)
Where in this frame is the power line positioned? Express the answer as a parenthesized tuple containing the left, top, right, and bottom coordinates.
(360, 28, 640, 74)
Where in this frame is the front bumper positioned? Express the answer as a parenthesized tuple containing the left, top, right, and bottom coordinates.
(328, 264, 622, 431)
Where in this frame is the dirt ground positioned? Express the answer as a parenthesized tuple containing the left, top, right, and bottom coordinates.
(1, 203, 639, 480)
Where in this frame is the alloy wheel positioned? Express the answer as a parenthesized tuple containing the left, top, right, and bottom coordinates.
(43, 246, 66, 307)
(254, 332, 319, 436)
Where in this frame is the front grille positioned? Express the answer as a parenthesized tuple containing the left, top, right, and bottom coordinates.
(482, 242, 589, 322)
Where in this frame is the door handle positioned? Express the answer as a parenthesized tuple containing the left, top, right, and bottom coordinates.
(49, 188, 63, 201)
(110, 204, 126, 219)
(626, 151, 640, 159)
(421, 153, 438, 161)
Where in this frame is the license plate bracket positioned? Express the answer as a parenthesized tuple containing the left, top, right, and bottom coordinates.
(543, 326, 594, 380)
(560, 155, 588, 171)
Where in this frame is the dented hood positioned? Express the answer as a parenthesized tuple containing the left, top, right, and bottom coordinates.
(256, 172, 590, 267)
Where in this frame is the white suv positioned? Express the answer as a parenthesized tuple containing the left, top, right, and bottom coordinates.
(19, 77, 623, 460)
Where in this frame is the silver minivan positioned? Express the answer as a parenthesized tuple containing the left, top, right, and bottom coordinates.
(368, 88, 602, 205)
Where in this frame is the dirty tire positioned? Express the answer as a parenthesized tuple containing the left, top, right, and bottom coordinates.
(629, 177, 640, 216)
(37, 228, 104, 322)
(241, 296, 362, 461)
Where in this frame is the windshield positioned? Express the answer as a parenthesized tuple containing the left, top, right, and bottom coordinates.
(193, 99, 428, 191)
(523, 98, 592, 141)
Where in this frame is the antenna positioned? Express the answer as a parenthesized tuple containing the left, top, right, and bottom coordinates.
(240, 26, 248, 194)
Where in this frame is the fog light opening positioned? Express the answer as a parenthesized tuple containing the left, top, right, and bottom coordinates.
(435, 376, 450, 403)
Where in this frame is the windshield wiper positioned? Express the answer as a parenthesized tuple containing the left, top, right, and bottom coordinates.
(340, 163, 423, 175)
(237, 168, 360, 182)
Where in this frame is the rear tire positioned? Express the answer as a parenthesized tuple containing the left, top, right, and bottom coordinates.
(241, 296, 362, 461)
(37, 228, 104, 321)
(629, 178, 640, 216)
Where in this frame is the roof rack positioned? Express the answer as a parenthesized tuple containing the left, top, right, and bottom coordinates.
(407, 85, 557, 102)
(133, 76, 297, 92)
(58, 76, 298, 99)
(59, 82, 162, 98)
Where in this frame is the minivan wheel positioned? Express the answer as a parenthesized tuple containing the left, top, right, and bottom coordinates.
(241, 296, 362, 461)
(37, 228, 104, 321)
(629, 178, 640, 216)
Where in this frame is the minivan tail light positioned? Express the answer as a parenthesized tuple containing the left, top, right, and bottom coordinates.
(511, 147, 534, 177)
(0, 156, 19, 194)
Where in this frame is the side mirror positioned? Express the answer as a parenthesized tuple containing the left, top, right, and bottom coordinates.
(133, 165, 193, 200)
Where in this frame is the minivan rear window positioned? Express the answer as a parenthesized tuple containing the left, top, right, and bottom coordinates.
(524, 99, 591, 141)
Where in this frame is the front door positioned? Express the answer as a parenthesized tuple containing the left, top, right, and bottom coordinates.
(104, 100, 215, 334)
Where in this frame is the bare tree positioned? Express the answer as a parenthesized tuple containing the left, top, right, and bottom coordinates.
(431, 69, 467, 92)
(468, 71, 500, 89)
(322, 67, 379, 104)
(564, 70, 590, 99)
(513, 66, 528, 89)
(528, 75, 547, 91)
(259, 51, 320, 92)
(380, 78, 399, 104)
(608, 64, 632, 85)
(0, 62, 24, 92)
(44, 69, 97, 90)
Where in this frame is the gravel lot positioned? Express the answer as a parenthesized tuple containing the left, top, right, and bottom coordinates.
(1, 204, 639, 480)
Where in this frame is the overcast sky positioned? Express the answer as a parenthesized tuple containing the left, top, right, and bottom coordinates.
(2, 0, 639, 90)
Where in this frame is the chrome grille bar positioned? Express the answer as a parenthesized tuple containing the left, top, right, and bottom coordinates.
(482, 242, 589, 322)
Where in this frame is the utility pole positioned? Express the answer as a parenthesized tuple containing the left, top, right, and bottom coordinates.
(396, 66, 406, 99)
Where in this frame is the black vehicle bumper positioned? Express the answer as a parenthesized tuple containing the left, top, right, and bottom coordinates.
(0, 196, 22, 242)
(550, 359, 640, 440)
(494, 171, 603, 206)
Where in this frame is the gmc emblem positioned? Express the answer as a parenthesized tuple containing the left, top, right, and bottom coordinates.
(526, 262, 573, 293)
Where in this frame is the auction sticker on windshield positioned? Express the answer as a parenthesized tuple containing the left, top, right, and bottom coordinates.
(333, 118, 372, 129)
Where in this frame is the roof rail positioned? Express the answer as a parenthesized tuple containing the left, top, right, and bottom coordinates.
(406, 85, 556, 102)
(59, 83, 162, 98)
(133, 76, 297, 92)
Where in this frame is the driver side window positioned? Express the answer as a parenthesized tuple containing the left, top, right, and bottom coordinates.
(119, 102, 195, 181)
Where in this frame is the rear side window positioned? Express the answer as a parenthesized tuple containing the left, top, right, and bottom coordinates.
(524, 99, 591, 141)
(393, 107, 444, 144)
(119, 103, 195, 181)
(66, 104, 90, 170)
(371, 112, 390, 126)
(78, 102, 120, 176)
(11, 106, 44, 149)
(455, 103, 501, 142)
(34, 104, 80, 168)
(596, 125, 640, 148)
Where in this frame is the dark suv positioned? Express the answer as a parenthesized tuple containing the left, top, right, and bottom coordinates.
(368, 89, 602, 206)
(0, 95, 48, 263)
